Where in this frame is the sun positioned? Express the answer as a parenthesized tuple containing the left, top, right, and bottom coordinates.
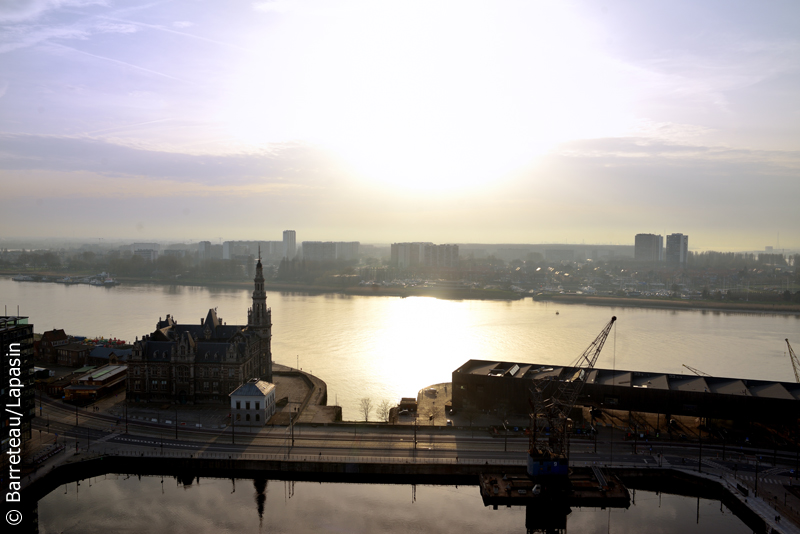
(225, 1, 635, 190)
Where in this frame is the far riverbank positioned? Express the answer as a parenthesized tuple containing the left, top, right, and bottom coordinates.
(533, 293, 800, 314)
(5, 271, 799, 313)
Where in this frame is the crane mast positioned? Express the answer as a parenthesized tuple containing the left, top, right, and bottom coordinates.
(528, 316, 616, 478)
(787, 339, 799, 383)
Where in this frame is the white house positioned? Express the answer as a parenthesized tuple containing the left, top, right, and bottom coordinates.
(230, 378, 276, 426)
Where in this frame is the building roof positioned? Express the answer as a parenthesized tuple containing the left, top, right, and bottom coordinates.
(455, 359, 800, 401)
(90, 347, 132, 361)
(75, 364, 127, 383)
(42, 329, 68, 342)
(230, 378, 274, 397)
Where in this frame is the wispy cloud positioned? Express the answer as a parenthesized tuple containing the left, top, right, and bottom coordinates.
(0, 133, 347, 185)
(99, 15, 252, 52)
(46, 42, 188, 82)
(0, 0, 107, 23)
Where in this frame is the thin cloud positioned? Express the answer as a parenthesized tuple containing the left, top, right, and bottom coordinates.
(0, 0, 107, 23)
(47, 42, 188, 82)
(84, 118, 176, 135)
(100, 15, 252, 52)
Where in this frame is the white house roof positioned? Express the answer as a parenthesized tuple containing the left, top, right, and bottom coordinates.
(230, 379, 274, 397)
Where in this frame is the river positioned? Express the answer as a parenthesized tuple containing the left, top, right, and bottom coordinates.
(3, 277, 797, 419)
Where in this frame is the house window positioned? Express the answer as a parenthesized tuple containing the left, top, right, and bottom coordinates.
(236, 414, 241, 421)
(255, 414, 260, 421)
(213, 381, 219, 391)
(134, 380, 141, 391)
(161, 380, 167, 391)
(203, 381, 209, 392)
(255, 402, 260, 410)
(236, 401, 241, 409)
(151, 380, 158, 389)
(246, 401, 250, 410)
(228, 369, 235, 378)
(246, 414, 250, 421)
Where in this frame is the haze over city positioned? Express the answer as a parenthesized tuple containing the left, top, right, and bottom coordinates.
(1, 0, 798, 251)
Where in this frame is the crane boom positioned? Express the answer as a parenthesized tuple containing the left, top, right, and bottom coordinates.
(682, 364, 712, 377)
(528, 316, 616, 465)
(787, 339, 799, 383)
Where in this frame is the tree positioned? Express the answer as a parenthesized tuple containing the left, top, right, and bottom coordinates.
(461, 401, 479, 438)
(377, 400, 391, 422)
(360, 398, 373, 422)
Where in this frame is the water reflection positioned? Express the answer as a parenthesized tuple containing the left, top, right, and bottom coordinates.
(37, 475, 753, 534)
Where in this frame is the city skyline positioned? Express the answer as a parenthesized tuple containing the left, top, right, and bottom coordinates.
(1, 1, 799, 251)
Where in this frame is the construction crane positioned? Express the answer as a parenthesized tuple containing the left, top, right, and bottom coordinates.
(528, 316, 616, 479)
(682, 364, 712, 377)
(787, 339, 799, 383)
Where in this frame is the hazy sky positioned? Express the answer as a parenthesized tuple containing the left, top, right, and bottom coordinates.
(1, 0, 798, 251)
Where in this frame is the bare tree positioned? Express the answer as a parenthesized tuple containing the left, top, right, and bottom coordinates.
(462, 401, 479, 438)
(360, 398, 373, 422)
(377, 400, 391, 422)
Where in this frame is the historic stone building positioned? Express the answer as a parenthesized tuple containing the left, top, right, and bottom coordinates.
(127, 254, 273, 404)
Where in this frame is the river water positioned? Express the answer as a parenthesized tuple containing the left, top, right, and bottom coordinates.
(3, 277, 797, 419)
(37, 476, 752, 534)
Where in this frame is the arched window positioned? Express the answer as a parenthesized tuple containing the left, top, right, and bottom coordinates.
(246, 414, 251, 422)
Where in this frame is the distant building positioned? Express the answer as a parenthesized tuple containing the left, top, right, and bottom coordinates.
(230, 378, 276, 426)
(302, 241, 335, 263)
(127, 255, 273, 404)
(299, 241, 359, 262)
(55, 342, 92, 367)
(36, 328, 70, 364)
(335, 242, 360, 262)
(198, 241, 212, 261)
(131, 242, 160, 262)
(634, 234, 663, 263)
(88, 346, 132, 366)
(1, 316, 35, 442)
(423, 244, 459, 268)
(64, 364, 127, 404)
(545, 249, 575, 263)
(283, 230, 297, 260)
(391, 242, 429, 268)
(390, 242, 458, 268)
(666, 233, 689, 267)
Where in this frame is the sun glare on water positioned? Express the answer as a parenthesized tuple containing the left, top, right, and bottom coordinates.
(227, 1, 634, 190)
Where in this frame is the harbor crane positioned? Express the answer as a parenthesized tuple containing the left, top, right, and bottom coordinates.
(682, 364, 712, 377)
(527, 316, 616, 478)
(787, 339, 799, 383)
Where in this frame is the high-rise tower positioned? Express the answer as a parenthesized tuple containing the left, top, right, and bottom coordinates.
(283, 230, 296, 260)
(666, 233, 689, 267)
